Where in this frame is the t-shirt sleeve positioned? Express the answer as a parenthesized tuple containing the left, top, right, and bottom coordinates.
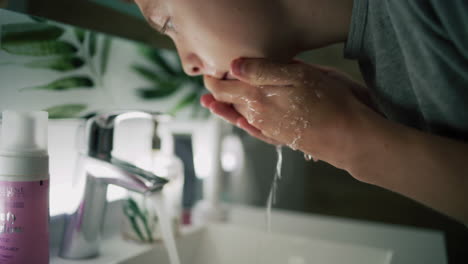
(425, 0, 468, 60)
(385, 0, 468, 132)
(344, 0, 369, 59)
(344, 0, 468, 137)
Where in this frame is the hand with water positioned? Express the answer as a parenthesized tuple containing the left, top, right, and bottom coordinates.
(202, 58, 468, 224)
(201, 58, 380, 169)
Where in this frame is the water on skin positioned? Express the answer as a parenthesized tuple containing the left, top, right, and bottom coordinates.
(266, 145, 283, 232)
(265, 94, 316, 233)
(254, 81, 321, 229)
(151, 193, 181, 264)
(284, 90, 314, 150)
(288, 135, 300, 151)
(240, 96, 260, 124)
(314, 89, 324, 99)
(304, 153, 319, 162)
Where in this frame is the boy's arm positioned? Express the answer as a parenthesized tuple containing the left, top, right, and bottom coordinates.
(349, 107, 468, 224)
(203, 58, 468, 225)
(344, 0, 468, 224)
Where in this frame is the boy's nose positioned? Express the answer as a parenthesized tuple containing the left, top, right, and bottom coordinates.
(182, 53, 204, 76)
(187, 66, 201, 76)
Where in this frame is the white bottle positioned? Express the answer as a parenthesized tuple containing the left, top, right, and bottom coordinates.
(0, 110, 49, 264)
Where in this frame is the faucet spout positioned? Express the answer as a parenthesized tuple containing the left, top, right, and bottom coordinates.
(59, 111, 170, 259)
(88, 156, 168, 193)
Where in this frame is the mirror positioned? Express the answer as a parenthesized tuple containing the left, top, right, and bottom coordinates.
(0, 8, 207, 119)
(2, 0, 174, 49)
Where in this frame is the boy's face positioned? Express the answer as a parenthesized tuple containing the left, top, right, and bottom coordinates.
(135, 0, 298, 79)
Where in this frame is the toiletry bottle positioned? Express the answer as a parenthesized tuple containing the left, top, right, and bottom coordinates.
(0, 110, 49, 264)
(122, 119, 184, 243)
(151, 124, 184, 231)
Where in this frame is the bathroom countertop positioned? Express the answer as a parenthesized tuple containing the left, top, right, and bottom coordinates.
(51, 203, 446, 264)
(50, 238, 155, 264)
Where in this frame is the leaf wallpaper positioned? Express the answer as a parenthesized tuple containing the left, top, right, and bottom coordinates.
(133, 45, 207, 118)
(0, 9, 208, 119)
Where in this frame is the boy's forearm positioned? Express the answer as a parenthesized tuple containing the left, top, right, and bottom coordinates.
(349, 110, 468, 224)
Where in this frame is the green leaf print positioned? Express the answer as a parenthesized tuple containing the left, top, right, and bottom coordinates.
(100, 36, 112, 75)
(44, 104, 87, 119)
(88, 31, 97, 57)
(169, 91, 199, 115)
(138, 46, 178, 76)
(131, 64, 166, 84)
(21, 76, 94, 91)
(24, 56, 85, 71)
(1, 23, 64, 42)
(137, 84, 180, 99)
(28, 16, 48, 23)
(1, 40, 78, 56)
(74, 28, 86, 44)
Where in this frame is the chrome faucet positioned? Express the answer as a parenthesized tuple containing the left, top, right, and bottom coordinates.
(59, 110, 170, 259)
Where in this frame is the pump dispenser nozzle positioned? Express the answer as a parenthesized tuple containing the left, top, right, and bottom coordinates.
(1, 110, 48, 155)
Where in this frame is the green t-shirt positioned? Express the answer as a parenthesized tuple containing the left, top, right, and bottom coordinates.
(345, 0, 468, 141)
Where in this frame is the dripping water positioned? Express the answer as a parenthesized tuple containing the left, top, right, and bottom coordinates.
(266, 145, 283, 232)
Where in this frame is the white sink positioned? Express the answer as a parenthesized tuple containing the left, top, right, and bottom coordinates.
(119, 223, 392, 264)
(50, 204, 446, 264)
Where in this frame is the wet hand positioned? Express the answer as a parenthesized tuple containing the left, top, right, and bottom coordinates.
(202, 58, 378, 168)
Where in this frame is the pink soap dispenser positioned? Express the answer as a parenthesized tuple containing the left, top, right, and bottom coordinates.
(0, 110, 49, 264)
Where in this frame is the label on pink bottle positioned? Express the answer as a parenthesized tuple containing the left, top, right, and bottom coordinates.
(0, 180, 49, 264)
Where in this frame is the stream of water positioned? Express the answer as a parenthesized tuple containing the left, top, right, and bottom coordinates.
(266, 145, 283, 232)
(151, 193, 181, 264)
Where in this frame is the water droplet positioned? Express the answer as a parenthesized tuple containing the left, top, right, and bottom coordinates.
(314, 89, 324, 99)
(304, 153, 319, 162)
(288, 136, 300, 150)
(266, 145, 283, 232)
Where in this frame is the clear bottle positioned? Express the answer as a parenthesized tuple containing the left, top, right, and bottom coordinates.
(0, 110, 49, 264)
(121, 120, 183, 243)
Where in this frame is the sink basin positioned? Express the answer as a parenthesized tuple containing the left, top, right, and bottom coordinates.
(119, 223, 392, 264)
(50, 204, 445, 264)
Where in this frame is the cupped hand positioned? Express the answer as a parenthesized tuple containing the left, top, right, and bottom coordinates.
(202, 58, 379, 168)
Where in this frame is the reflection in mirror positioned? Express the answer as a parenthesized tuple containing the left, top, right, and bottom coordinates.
(0, 9, 207, 120)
